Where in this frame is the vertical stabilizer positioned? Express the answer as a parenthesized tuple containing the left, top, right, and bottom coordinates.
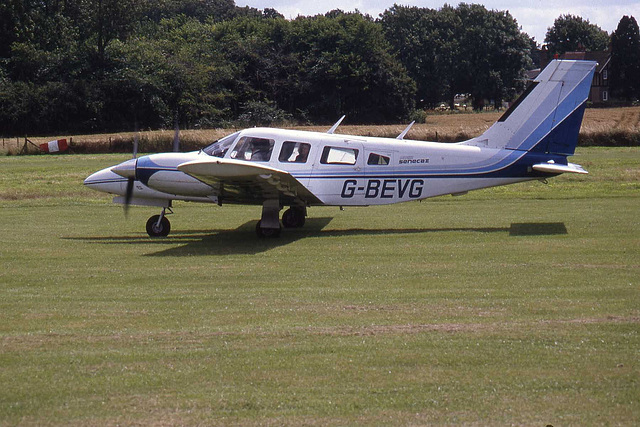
(464, 60, 596, 156)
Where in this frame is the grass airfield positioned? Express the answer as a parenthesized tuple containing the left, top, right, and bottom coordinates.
(1, 148, 639, 425)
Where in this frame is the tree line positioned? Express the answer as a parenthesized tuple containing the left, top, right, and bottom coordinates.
(1, 1, 638, 136)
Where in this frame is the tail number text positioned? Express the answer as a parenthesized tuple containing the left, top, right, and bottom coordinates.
(341, 179, 424, 199)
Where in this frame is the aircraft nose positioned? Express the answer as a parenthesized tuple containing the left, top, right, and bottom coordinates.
(84, 167, 127, 194)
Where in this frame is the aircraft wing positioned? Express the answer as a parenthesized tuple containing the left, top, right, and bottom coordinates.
(177, 158, 322, 205)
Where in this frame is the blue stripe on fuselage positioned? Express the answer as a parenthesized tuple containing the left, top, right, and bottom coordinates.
(135, 157, 178, 186)
(291, 151, 564, 181)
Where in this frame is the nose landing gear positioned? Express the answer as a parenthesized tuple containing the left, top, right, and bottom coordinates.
(146, 207, 172, 237)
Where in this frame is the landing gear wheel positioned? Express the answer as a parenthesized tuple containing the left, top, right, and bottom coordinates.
(146, 215, 171, 237)
(256, 220, 281, 238)
(282, 208, 306, 228)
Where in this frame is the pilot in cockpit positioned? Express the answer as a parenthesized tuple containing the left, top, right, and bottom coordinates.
(251, 140, 271, 161)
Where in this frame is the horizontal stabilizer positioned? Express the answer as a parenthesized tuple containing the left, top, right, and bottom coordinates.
(532, 162, 588, 175)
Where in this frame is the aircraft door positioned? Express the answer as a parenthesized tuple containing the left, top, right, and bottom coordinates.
(307, 140, 365, 205)
(275, 140, 317, 188)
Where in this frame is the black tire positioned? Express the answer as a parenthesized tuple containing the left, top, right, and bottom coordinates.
(256, 220, 281, 238)
(282, 208, 306, 228)
(146, 215, 171, 237)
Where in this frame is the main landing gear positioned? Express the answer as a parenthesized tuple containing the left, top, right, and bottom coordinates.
(255, 203, 306, 238)
(146, 207, 172, 237)
(282, 207, 306, 228)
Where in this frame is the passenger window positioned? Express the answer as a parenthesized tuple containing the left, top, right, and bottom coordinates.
(279, 141, 311, 163)
(230, 137, 274, 162)
(320, 146, 359, 165)
(368, 153, 390, 165)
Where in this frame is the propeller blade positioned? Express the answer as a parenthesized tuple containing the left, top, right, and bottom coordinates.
(132, 134, 139, 158)
(133, 120, 139, 158)
(123, 177, 134, 217)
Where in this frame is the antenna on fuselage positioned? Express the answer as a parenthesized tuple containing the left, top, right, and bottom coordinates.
(396, 121, 415, 140)
(327, 115, 346, 134)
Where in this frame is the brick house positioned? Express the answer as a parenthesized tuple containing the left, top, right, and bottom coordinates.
(535, 50, 612, 104)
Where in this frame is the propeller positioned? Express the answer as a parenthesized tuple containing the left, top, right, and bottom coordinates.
(125, 129, 139, 216)
(112, 158, 138, 217)
(124, 177, 134, 217)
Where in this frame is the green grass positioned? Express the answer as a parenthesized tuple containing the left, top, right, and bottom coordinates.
(1, 148, 639, 425)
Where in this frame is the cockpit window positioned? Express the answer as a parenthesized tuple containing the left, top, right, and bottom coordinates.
(367, 153, 390, 165)
(230, 137, 275, 162)
(279, 141, 311, 163)
(202, 132, 239, 157)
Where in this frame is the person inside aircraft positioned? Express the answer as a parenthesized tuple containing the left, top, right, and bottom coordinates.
(294, 143, 310, 163)
(250, 139, 272, 161)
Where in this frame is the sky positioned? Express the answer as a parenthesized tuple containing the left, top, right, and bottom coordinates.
(235, 0, 640, 44)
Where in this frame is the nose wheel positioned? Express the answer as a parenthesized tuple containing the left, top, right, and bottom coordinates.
(146, 208, 171, 237)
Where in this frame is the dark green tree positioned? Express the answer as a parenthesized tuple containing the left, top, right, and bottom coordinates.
(112, 17, 237, 130)
(0, 0, 26, 58)
(292, 11, 416, 122)
(545, 14, 610, 54)
(610, 15, 640, 101)
(79, 0, 144, 67)
(212, 16, 301, 118)
(380, 5, 461, 109)
(143, 0, 237, 23)
(215, 11, 416, 123)
(456, 4, 531, 109)
(380, 4, 531, 110)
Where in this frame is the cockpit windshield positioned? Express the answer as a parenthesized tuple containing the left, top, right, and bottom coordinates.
(202, 131, 240, 157)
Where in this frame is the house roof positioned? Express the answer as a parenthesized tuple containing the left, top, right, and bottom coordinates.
(559, 51, 610, 72)
(525, 68, 541, 80)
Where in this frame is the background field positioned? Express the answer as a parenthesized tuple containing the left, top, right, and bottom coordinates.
(1, 148, 639, 425)
(3, 106, 640, 155)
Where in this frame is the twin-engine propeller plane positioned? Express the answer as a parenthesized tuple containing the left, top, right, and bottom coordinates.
(85, 60, 596, 237)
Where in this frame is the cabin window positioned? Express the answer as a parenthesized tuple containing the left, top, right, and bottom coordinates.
(602, 69, 608, 80)
(367, 153, 390, 165)
(230, 137, 274, 162)
(279, 141, 311, 163)
(320, 146, 359, 165)
(602, 90, 609, 101)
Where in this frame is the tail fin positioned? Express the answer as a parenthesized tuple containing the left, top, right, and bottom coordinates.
(465, 60, 597, 156)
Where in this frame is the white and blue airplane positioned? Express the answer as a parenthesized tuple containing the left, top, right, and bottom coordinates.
(84, 60, 595, 237)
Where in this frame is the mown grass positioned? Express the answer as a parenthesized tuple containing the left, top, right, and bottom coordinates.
(0, 148, 639, 425)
